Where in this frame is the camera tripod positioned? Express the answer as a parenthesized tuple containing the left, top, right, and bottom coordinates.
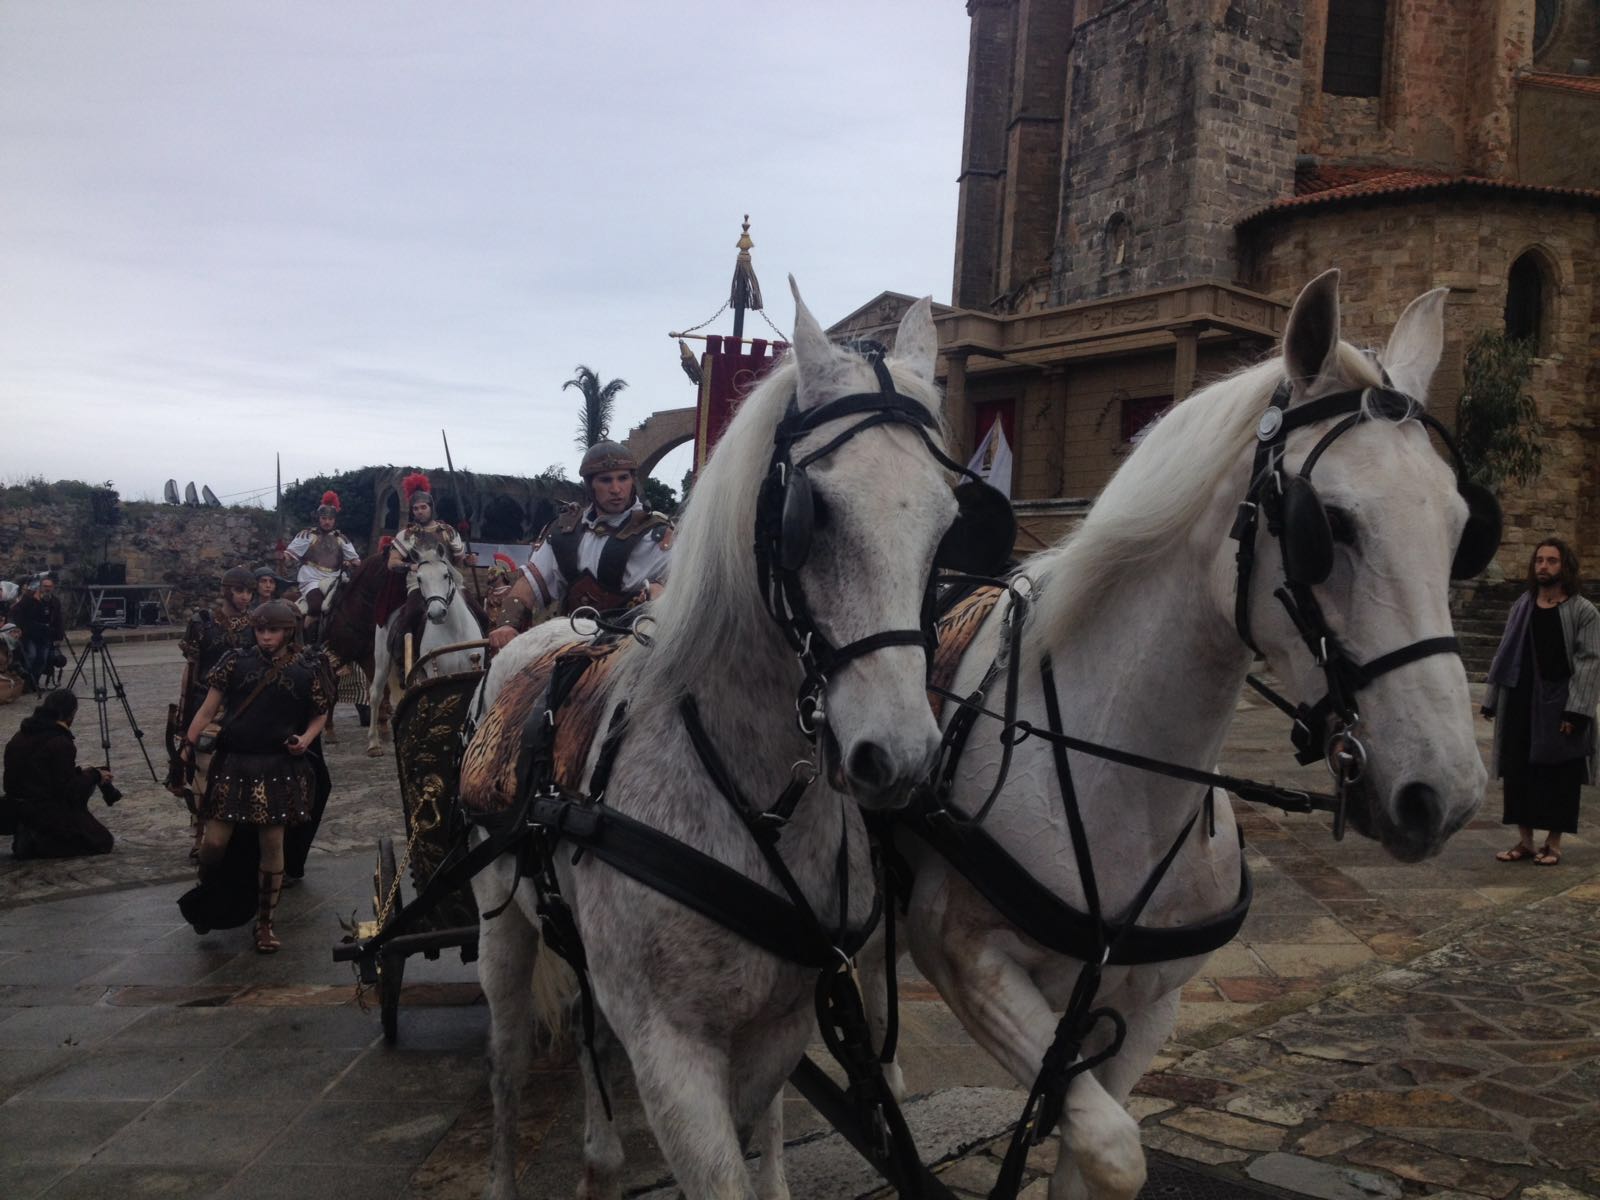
(63, 623, 159, 783)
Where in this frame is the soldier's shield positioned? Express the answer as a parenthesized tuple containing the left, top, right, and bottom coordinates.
(390, 669, 484, 930)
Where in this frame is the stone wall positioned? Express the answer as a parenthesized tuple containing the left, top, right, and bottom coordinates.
(0, 499, 279, 624)
(1245, 192, 1600, 579)
(1051, 0, 1303, 304)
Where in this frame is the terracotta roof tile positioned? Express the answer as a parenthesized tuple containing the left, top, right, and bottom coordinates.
(1294, 163, 1405, 196)
(1522, 71, 1600, 97)
(1241, 171, 1600, 226)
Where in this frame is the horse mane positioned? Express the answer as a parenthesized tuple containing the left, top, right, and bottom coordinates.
(633, 346, 944, 699)
(1026, 343, 1383, 650)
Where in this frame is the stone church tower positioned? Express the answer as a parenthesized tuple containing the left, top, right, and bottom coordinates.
(829, 1, 1599, 566)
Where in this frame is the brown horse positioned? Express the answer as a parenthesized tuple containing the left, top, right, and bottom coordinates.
(316, 555, 394, 737)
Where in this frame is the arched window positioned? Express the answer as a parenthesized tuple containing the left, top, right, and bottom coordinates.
(1505, 251, 1552, 351)
(1323, 0, 1388, 97)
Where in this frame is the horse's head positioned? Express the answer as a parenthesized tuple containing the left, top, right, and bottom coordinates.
(1236, 269, 1493, 860)
(415, 556, 460, 624)
(767, 281, 977, 809)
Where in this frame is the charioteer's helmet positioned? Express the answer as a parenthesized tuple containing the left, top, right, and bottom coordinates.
(487, 552, 517, 585)
(402, 472, 434, 520)
(251, 600, 300, 630)
(579, 441, 638, 504)
(316, 490, 340, 520)
(221, 566, 256, 591)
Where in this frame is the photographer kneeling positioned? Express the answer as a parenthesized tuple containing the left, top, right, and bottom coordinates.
(2, 689, 117, 859)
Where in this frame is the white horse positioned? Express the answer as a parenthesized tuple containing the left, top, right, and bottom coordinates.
(865, 270, 1489, 1200)
(366, 555, 482, 755)
(466, 284, 969, 1200)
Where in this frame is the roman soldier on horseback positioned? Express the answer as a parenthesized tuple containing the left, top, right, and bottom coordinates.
(385, 473, 476, 641)
(284, 491, 360, 625)
(485, 441, 672, 651)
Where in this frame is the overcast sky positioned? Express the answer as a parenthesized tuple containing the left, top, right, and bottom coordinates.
(0, 1, 969, 507)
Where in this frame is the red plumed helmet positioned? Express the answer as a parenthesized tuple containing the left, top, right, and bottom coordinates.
(320, 490, 340, 510)
(402, 472, 432, 503)
(379, 535, 394, 550)
(493, 552, 515, 569)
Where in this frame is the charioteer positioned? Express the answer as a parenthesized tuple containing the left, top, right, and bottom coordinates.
(283, 491, 360, 628)
(486, 442, 672, 651)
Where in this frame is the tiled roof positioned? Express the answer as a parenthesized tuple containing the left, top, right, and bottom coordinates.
(1522, 71, 1600, 96)
(1294, 163, 1403, 195)
(1241, 169, 1600, 226)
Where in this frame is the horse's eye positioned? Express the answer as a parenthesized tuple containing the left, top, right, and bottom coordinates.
(1326, 506, 1357, 547)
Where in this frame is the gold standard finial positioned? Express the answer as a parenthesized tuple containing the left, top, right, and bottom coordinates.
(730, 214, 762, 312)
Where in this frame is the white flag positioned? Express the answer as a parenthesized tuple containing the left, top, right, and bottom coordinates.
(965, 420, 1013, 498)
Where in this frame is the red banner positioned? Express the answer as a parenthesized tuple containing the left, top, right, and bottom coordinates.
(694, 336, 789, 470)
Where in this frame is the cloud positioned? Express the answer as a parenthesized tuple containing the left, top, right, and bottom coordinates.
(0, 1, 968, 502)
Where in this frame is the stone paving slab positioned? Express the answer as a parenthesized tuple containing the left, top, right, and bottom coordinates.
(4, 647, 1600, 1195)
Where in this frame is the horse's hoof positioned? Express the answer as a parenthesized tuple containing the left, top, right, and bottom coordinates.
(366, 746, 385, 758)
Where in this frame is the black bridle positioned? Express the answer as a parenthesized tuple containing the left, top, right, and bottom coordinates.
(754, 340, 1002, 744)
(1230, 379, 1493, 834)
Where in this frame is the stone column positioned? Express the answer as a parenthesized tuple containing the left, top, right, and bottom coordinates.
(1172, 322, 1205, 403)
(944, 352, 973, 464)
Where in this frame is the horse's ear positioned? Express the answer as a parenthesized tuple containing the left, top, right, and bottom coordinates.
(1283, 269, 1342, 394)
(1381, 286, 1449, 405)
(789, 275, 849, 410)
(891, 297, 937, 383)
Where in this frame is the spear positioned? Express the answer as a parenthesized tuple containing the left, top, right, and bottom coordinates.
(440, 430, 483, 603)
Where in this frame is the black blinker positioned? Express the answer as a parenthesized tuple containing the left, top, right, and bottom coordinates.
(935, 480, 1017, 576)
(1452, 480, 1503, 580)
(779, 466, 815, 573)
(1280, 474, 1334, 586)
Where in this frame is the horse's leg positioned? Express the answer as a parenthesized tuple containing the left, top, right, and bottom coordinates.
(1038, 986, 1179, 1200)
(856, 921, 908, 1101)
(367, 627, 390, 756)
(576, 1017, 625, 1200)
(623, 1017, 754, 1200)
(751, 1092, 789, 1200)
(910, 887, 1143, 1200)
(475, 860, 542, 1200)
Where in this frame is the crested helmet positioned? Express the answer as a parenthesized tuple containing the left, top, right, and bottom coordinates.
(403, 472, 433, 518)
(316, 490, 340, 520)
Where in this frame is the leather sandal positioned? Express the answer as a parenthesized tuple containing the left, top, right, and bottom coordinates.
(1495, 843, 1536, 862)
(1534, 845, 1561, 867)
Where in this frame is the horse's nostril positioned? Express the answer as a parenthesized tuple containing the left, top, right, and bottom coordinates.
(1396, 781, 1439, 837)
(847, 741, 896, 791)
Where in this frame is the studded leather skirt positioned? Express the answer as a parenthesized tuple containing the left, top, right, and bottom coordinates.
(201, 751, 315, 826)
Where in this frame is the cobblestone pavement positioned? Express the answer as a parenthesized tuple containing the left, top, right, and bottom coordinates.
(0, 640, 408, 905)
(2, 643, 1598, 1197)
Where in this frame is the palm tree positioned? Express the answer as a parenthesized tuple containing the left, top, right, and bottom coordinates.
(566, 365, 628, 451)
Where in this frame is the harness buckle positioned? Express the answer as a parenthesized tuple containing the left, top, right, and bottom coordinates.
(1325, 724, 1368, 787)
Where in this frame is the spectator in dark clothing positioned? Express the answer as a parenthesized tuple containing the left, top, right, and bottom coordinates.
(12, 577, 66, 691)
(2, 690, 116, 859)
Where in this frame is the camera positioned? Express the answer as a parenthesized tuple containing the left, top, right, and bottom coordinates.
(98, 777, 122, 806)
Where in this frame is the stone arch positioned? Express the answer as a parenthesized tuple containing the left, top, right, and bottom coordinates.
(624, 406, 697, 479)
(1505, 245, 1560, 354)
